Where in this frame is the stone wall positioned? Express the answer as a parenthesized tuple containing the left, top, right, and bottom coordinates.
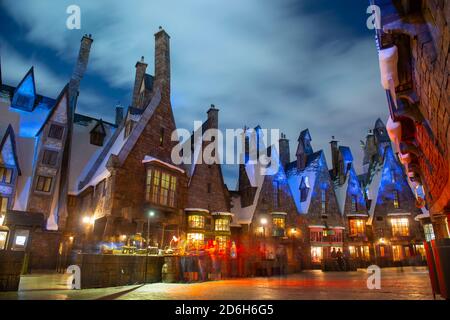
(0, 251, 24, 291)
(29, 230, 62, 271)
(75, 254, 164, 289)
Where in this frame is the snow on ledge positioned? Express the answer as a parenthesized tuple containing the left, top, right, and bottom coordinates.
(142, 156, 185, 173)
(184, 208, 210, 213)
(271, 211, 288, 215)
(211, 212, 234, 216)
(387, 212, 411, 216)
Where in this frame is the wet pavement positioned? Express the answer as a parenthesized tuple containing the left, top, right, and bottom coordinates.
(0, 266, 436, 300)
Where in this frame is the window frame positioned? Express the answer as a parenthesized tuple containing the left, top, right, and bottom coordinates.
(145, 168, 177, 208)
(42, 149, 59, 167)
(35, 176, 53, 193)
(188, 215, 205, 229)
(214, 218, 230, 232)
(48, 124, 64, 140)
(391, 217, 409, 237)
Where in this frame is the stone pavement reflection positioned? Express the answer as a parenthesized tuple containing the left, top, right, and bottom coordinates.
(0, 267, 436, 300)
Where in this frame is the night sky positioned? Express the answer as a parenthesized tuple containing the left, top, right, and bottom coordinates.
(0, 0, 388, 189)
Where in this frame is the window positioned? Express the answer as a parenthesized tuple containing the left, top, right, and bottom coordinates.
(351, 195, 357, 212)
(215, 236, 229, 252)
(299, 176, 310, 202)
(423, 224, 435, 242)
(48, 124, 64, 140)
(36, 176, 52, 193)
(159, 127, 165, 147)
(152, 170, 160, 203)
(124, 121, 134, 138)
(146, 169, 177, 207)
(349, 219, 365, 236)
(393, 191, 400, 208)
(272, 217, 285, 229)
(273, 181, 281, 207)
(12, 229, 29, 251)
(321, 189, 326, 214)
(42, 150, 58, 166)
(187, 233, 204, 245)
(188, 215, 205, 229)
(97, 180, 106, 197)
(169, 177, 177, 207)
(392, 245, 403, 261)
(207, 183, 211, 194)
(215, 218, 230, 231)
(415, 244, 426, 258)
(0, 167, 13, 184)
(391, 169, 396, 183)
(329, 229, 343, 243)
(391, 218, 409, 237)
(90, 132, 105, 146)
(68, 196, 77, 207)
(0, 231, 7, 250)
(1, 197, 8, 213)
(311, 246, 323, 263)
(15, 94, 33, 110)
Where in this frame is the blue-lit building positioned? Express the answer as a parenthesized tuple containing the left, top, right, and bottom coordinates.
(360, 119, 426, 266)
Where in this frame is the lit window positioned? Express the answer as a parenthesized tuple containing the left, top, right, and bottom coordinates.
(160, 173, 170, 206)
(272, 217, 285, 229)
(42, 150, 58, 166)
(187, 233, 204, 247)
(415, 244, 426, 258)
(12, 229, 29, 251)
(311, 246, 323, 263)
(1, 197, 9, 214)
(48, 124, 64, 140)
(169, 177, 177, 207)
(391, 218, 409, 237)
(215, 219, 230, 231)
(351, 195, 357, 212)
(215, 236, 229, 252)
(188, 215, 205, 229)
(321, 189, 326, 214)
(0, 231, 7, 250)
(423, 224, 435, 242)
(36, 176, 52, 193)
(146, 169, 177, 207)
(0, 167, 13, 184)
(349, 219, 365, 236)
(393, 191, 400, 208)
(392, 245, 403, 261)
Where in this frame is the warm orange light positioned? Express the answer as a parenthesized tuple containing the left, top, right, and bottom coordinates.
(172, 236, 179, 242)
(260, 218, 268, 225)
(0, 214, 4, 226)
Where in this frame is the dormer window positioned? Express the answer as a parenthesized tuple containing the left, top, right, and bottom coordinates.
(48, 124, 64, 140)
(299, 176, 310, 202)
(351, 195, 358, 212)
(90, 131, 105, 146)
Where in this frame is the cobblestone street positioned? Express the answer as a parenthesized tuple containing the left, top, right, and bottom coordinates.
(0, 267, 436, 300)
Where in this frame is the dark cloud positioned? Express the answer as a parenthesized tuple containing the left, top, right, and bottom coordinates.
(1, 0, 388, 187)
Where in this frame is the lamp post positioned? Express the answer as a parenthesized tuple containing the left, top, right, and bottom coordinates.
(260, 217, 268, 259)
(145, 210, 155, 284)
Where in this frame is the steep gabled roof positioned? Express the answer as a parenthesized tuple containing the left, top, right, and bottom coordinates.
(11, 67, 37, 111)
(0, 124, 21, 175)
(90, 119, 106, 135)
(35, 83, 70, 136)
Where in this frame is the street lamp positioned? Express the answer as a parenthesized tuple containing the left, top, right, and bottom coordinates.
(145, 210, 155, 284)
(260, 217, 268, 260)
(147, 211, 155, 248)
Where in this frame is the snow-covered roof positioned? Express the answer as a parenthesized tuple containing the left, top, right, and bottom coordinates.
(184, 208, 210, 213)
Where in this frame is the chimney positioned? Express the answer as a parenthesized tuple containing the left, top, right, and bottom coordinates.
(132, 56, 148, 108)
(115, 103, 124, 126)
(296, 135, 306, 170)
(69, 34, 93, 111)
(330, 136, 339, 176)
(207, 104, 219, 129)
(279, 133, 290, 169)
(154, 27, 171, 94)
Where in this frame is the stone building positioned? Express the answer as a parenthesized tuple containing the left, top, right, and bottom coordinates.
(372, 0, 450, 238)
(330, 140, 371, 266)
(285, 129, 345, 268)
(360, 119, 425, 266)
